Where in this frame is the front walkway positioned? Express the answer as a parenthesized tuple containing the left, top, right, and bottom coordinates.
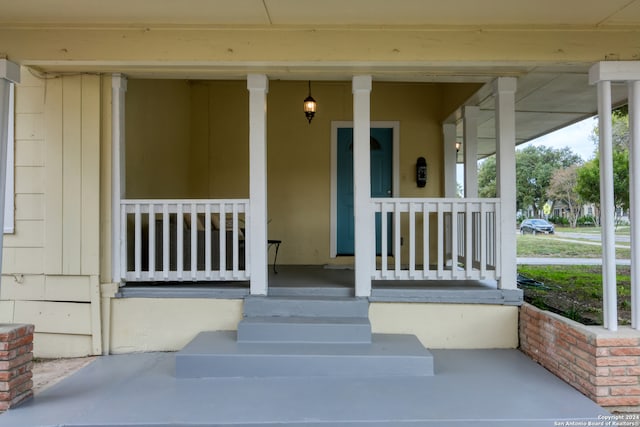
(0, 349, 608, 426)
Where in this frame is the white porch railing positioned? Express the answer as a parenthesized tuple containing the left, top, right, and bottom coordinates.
(120, 199, 249, 282)
(371, 198, 500, 281)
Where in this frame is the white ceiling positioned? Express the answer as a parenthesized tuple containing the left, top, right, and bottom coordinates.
(1, 0, 639, 26)
(463, 71, 629, 158)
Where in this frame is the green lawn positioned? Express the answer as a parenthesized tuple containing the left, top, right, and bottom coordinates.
(517, 234, 630, 258)
(517, 265, 631, 325)
(554, 225, 630, 235)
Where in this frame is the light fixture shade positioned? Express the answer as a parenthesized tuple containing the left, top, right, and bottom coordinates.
(303, 81, 317, 123)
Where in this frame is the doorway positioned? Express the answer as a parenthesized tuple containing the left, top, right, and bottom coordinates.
(331, 122, 399, 257)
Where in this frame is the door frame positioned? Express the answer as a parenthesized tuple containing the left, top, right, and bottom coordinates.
(330, 121, 400, 258)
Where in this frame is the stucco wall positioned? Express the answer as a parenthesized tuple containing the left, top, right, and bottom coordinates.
(124, 79, 479, 265)
(109, 298, 243, 353)
(370, 302, 519, 349)
(105, 298, 517, 352)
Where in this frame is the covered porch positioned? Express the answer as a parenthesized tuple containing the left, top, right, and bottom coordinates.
(113, 74, 519, 298)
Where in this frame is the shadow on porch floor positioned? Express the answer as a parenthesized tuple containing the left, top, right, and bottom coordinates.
(117, 265, 523, 305)
(0, 349, 608, 426)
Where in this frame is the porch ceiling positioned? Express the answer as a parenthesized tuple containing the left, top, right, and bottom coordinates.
(460, 70, 630, 159)
(2, 0, 640, 26)
(3, 0, 637, 153)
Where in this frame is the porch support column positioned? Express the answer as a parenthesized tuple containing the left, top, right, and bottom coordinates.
(463, 106, 479, 198)
(353, 75, 373, 298)
(0, 60, 20, 292)
(443, 123, 457, 197)
(631, 80, 640, 329)
(494, 77, 517, 290)
(597, 80, 617, 330)
(247, 74, 269, 296)
(111, 74, 127, 284)
(590, 62, 640, 330)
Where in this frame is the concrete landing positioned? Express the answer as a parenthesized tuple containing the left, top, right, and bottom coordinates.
(243, 295, 369, 318)
(0, 350, 610, 426)
(237, 315, 372, 343)
(176, 331, 433, 377)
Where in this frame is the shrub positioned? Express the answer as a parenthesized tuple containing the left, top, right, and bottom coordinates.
(548, 215, 569, 226)
(577, 215, 597, 227)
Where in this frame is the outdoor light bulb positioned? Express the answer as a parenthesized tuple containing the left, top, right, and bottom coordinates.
(304, 99, 317, 113)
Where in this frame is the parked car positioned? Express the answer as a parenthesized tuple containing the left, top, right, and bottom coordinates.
(520, 219, 555, 235)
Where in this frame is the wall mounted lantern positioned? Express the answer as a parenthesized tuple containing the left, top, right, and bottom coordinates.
(455, 141, 462, 153)
(303, 81, 317, 124)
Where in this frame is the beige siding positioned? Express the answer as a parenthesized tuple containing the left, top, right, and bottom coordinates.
(99, 76, 112, 283)
(1, 69, 103, 357)
(13, 300, 92, 335)
(33, 333, 93, 359)
(0, 301, 15, 323)
(81, 76, 101, 275)
(43, 77, 63, 273)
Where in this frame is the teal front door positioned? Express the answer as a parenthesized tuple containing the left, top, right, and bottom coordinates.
(336, 127, 393, 256)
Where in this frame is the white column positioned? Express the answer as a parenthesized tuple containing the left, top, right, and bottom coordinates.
(597, 81, 618, 331)
(353, 75, 373, 297)
(443, 123, 457, 197)
(494, 77, 517, 290)
(0, 60, 20, 290)
(463, 106, 479, 198)
(630, 80, 640, 329)
(111, 74, 127, 283)
(247, 74, 269, 295)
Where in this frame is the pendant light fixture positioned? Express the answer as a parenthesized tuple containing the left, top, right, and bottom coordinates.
(303, 80, 317, 124)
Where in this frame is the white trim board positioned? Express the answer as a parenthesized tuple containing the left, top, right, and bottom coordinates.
(330, 120, 400, 258)
(4, 83, 14, 234)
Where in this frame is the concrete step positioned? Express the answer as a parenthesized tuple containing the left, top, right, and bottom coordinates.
(176, 331, 434, 378)
(243, 296, 369, 318)
(268, 285, 353, 298)
(237, 316, 372, 344)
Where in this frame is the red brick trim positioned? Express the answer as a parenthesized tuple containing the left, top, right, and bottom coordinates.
(0, 324, 34, 412)
(520, 303, 640, 412)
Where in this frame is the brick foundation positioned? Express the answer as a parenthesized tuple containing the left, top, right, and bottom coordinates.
(0, 324, 34, 412)
(520, 303, 640, 412)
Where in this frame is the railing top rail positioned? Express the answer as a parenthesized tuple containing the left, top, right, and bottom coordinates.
(121, 199, 250, 205)
(370, 197, 500, 204)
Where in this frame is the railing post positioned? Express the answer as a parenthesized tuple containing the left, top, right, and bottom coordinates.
(247, 74, 269, 295)
(494, 77, 517, 290)
(353, 75, 373, 297)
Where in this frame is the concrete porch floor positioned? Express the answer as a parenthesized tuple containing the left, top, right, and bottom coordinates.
(0, 349, 608, 426)
(117, 265, 522, 305)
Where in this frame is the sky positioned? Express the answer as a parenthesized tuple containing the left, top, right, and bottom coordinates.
(519, 116, 599, 161)
(456, 115, 599, 189)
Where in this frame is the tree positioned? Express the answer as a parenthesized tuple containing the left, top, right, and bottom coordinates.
(576, 110, 630, 216)
(576, 149, 629, 212)
(515, 145, 583, 215)
(548, 165, 582, 228)
(477, 156, 496, 198)
(476, 146, 583, 214)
